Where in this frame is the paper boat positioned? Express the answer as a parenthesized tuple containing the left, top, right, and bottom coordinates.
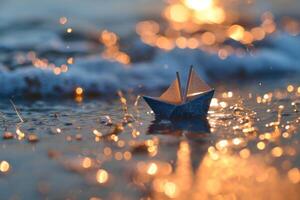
(143, 66, 214, 119)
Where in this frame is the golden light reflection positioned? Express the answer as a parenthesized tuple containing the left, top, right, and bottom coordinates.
(16, 128, 25, 140)
(191, 153, 300, 200)
(96, 169, 109, 184)
(239, 148, 251, 159)
(132, 84, 300, 199)
(149, 141, 193, 199)
(288, 168, 300, 184)
(271, 147, 283, 157)
(0, 160, 10, 173)
(165, 0, 225, 25)
(257, 141, 266, 150)
(136, 0, 279, 57)
(138, 138, 300, 200)
(167, 4, 190, 23)
(75, 87, 84, 102)
(75, 87, 83, 96)
(27, 51, 70, 75)
(67, 57, 74, 65)
(147, 163, 158, 175)
(287, 85, 294, 93)
(22, 29, 130, 77)
(93, 129, 102, 137)
(100, 30, 131, 65)
(227, 24, 245, 41)
(184, 0, 213, 11)
(210, 98, 219, 107)
(82, 157, 92, 169)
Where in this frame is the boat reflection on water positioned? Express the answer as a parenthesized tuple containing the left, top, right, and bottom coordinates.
(147, 117, 210, 136)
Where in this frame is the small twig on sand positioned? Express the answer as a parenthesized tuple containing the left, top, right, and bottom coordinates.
(9, 99, 25, 123)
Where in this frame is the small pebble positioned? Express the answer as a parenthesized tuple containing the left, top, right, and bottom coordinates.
(75, 134, 82, 141)
(100, 115, 113, 126)
(2, 132, 14, 140)
(27, 134, 39, 143)
(122, 113, 135, 124)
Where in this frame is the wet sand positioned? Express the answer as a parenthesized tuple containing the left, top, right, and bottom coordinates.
(1, 78, 300, 199)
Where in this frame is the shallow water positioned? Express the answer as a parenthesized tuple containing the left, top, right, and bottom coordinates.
(0, 79, 300, 199)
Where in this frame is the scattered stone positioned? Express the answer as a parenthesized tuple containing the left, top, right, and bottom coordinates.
(27, 133, 39, 143)
(75, 134, 82, 141)
(122, 113, 135, 124)
(2, 132, 14, 140)
(100, 115, 113, 126)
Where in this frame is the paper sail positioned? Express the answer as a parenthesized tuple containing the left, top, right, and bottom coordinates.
(159, 75, 182, 104)
(143, 66, 214, 119)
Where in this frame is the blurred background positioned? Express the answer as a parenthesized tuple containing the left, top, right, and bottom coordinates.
(0, 0, 300, 97)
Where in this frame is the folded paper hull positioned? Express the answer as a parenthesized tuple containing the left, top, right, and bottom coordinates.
(143, 96, 176, 119)
(143, 90, 214, 119)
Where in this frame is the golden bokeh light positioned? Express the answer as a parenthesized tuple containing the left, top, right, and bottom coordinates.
(257, 141, 266, 150)
(136, 0, 278, 55)
(184, 0, 213, 11)
(100, 30, 131, 65)
(168, 4, 190, 23)
(147, 163, 158, 175)
(0, 161, 10, 173)
(227, 25, 245, 41)
(287, 85, 294, 93)
(96, 169, 109, 184)
(288, 168, 300, 184)
(75, 87, 84, 96)
(271, 147, 283, 157)
(239, 148, 250, 159)
(82, 157, 92, 169)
